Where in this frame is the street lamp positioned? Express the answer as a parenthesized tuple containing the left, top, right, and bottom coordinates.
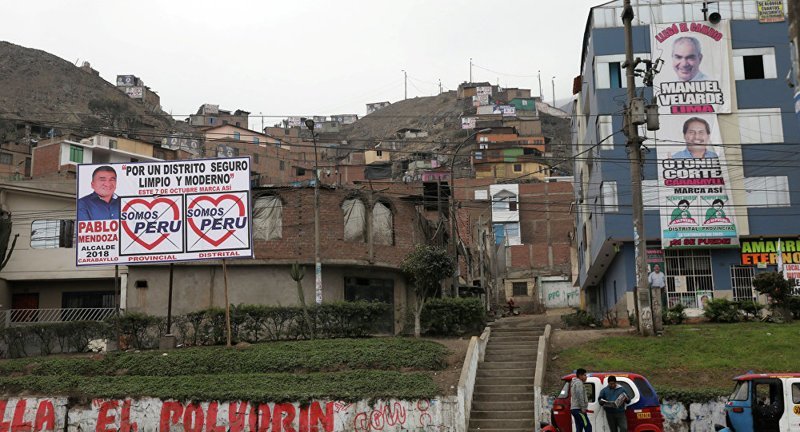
(304, 118, 323, 304)
(449, 128, 491, 297)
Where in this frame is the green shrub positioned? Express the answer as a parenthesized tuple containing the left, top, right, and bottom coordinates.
(108, 312, 161, 350)
(420, 297, 486, 336)
(737, 300, 764, 321)
(789, 296, 800, 319)
(703, 298, 740, 323)
(562, 309, 599, 328)
(663, 303, 687, 325)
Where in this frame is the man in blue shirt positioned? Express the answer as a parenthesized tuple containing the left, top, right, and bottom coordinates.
(77, 166, 120, 221)
(672, 117, 718, 159)
(598, 376, 630, 432)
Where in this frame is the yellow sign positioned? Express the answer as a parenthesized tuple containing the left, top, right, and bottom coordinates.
(757, 0, 785, 23)
(637, 412, 652, 419)
(794, 405, 800, 415)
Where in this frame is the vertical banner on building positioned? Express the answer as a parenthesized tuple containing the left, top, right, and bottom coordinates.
(656, 114, 739, 249)
(76, 158, 253, 266)
(652, 20, 732, 114)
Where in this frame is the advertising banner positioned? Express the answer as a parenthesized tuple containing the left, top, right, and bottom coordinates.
(651, 20, 732, 114)
(656, 114, 738, 248)
(783, 264, 800, 294)
(757, 0, 785, 23)
(76, 158, 253, 266)
(116, 75, 136, 86)
(740, 238, 800, 266)
(124, 86, 143, 99)
(461, 117, 476, 130)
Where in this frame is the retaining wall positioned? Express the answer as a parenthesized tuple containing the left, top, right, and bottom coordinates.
(0, 397, 460, 431)
(540, 396, 727, 432)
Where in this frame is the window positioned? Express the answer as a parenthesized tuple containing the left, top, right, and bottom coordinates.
(665, 249, 714, 308)
(730, 381, 750, 401)
(597, 115, 614, 149)
(479, 143, 488, 150)
(595, 54, 649, 89)
(0, 153, 12, 165)
(69, 145, 84, 163)
(135, 280, 148, 289)
(296, 167, 306, 176)
(600, 181, 619, 213)
(253, 137, 260, 144)
(731, 266, 756, 301)
(235, 122, 241, 127)
(633, 377, 655, 400)
(209, 117, 215, 125)
(479, 136, 489, 143)
(109, 139, 118, 149)
(792, 383, 800, 404)
(31, 220, 75, 249)
(342, 198, 367, 242)
(585, 383, 597, 403)
(62, 291, 114, 309)
(744, 177, 790, 207)
(513, 164, 522, 172)
(376, 150, 383, 157)
(280, 160, 285, 171)
(253, 195, 282, 241)
(492, 190, 518, 212)
(512, 282, 528, 296)
(738, 109, 783, 143)
(233, 132, 241, 140)
(372, 201, 394, 246)
(733, 48, 777, 80)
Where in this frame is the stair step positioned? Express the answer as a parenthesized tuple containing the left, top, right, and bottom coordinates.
(475, 377, 534, 386)
(490, 326, 545, 332)
(480, 361, 537, 370)
(486, 345, 539, 352)
(484, 353, 538, 362)
(477, 368, 534, 377)
(474, 384, 535, 393)
(472, 392, 536, 402)
(471, 400, 535, 412)
(468, 418, 535, 429)
(470, 410, 534, 420)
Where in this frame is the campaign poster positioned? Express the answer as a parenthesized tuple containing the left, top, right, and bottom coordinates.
(75, 158, 253, 266)
(656, 114, 739, 249)
(652, 20, 732, 114)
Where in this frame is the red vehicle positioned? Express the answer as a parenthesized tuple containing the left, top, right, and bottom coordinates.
(542, 372, 665, 432)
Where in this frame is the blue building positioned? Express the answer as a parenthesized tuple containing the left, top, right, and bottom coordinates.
(573, 0, 798, 321)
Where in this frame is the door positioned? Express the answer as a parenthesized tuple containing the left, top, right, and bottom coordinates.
(787, 378, 800, 432)
(343, 277, 394, 333)
(575, 376, 602, 431)
(752, 378, 783, 432)
(11, 293, 39, 322)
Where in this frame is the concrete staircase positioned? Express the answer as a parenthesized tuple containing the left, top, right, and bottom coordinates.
(468, 318, 544, 432)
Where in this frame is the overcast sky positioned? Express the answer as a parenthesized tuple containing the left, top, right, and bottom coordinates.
(2, 1, 601, 128)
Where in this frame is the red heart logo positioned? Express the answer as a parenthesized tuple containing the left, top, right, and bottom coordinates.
(187, 194, 246, 247)
(121, 198, 181, 251)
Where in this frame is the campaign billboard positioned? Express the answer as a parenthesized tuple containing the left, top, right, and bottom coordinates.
(656, 114, 738, 249)
(652, 20, 732, 114)
(75, 158, 253, 266)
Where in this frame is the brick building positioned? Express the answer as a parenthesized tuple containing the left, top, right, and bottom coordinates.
(125, 186, 434, 334)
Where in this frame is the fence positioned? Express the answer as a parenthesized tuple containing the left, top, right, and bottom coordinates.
(1, 308, 116, 327)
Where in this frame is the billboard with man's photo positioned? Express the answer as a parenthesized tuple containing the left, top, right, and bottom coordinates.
(656, 114, 739, 249)
(75, 158, 253, 266)
(651, 20, 732, 114)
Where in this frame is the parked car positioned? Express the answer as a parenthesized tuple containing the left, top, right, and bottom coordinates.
(541, 372, 664, 432)
(715, 373, 800, 432)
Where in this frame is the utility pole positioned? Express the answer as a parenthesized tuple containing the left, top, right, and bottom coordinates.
(622, 0, 654, 336)
(538, 70, 543, 99)
(439, 79, 442, 94)
(402, 70, 407, 100)
(469, 58, 473, 82)
(551, 76, 556, 106)
(304, 119, 323, 304)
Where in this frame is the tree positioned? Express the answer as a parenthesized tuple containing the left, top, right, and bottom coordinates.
(401, 245, 454, 337)
(290, 263, 315, 339)
(753, 271, 795, 323)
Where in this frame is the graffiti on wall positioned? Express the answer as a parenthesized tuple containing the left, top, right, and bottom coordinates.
(544, 282, 579, 309)
(0, 397, 455, 432)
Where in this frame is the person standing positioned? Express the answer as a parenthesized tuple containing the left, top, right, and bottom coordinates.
(571, 368, 592, 432)
(599, 376, 630, 432)
(648, 264, 666, 291)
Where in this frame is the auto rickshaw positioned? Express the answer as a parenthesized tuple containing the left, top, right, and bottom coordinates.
(541, 372, 665, 432)
(715, 373, 800, 432)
